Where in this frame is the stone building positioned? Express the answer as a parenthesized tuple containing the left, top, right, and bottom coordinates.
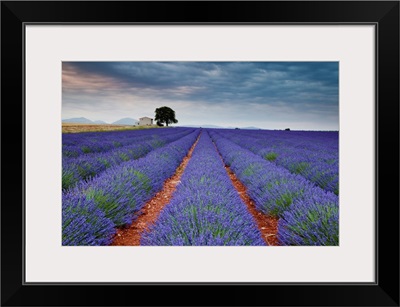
(138, 117, 153, 126)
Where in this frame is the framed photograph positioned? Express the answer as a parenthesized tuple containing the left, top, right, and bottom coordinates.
(2, 1, 399, 306)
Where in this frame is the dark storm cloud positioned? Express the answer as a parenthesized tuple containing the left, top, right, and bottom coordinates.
(63, 62, 337, 102)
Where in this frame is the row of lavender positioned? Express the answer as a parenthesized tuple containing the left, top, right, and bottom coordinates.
(141, 131, 265, 246)
(62, 128, 194, 190)
(209, 131, 339, 246)
(225, 129, 338, 151)
(63, 128, 185, 157)
(213, 129, 339, 195)
(62, 130, 200, 245)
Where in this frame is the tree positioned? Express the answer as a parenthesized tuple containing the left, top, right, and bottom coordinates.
(154, 106, 178, 127)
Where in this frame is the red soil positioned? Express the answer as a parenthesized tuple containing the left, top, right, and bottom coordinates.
(224, 165, 280, 246)
(211, 141, 279, 246)
(110, 134, 201, 246)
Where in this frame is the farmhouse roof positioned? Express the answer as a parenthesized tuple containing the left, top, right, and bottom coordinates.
(139, 117, 153, 120)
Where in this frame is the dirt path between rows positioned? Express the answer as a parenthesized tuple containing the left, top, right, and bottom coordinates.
(110, 133, 202, 246)
(224, 166, 280, 246)
(212, 142, 280, 246)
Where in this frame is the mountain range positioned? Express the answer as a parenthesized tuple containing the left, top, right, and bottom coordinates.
(112, 118, 139, 125)
(62, 117, 139, 125)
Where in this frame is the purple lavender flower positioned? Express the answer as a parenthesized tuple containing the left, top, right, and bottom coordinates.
(212, 129, 339, 195)
(141, 131, 265, 246)
(63, 127, 194, 157)
(62, 130, 200, 244)
(62, 193, 116, 246)
(62, 128, 195, 190)
(277, 192, 339, 245)
(209, 130, 339, 246)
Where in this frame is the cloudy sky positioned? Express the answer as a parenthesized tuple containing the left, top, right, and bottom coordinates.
(62, 62, 338, 130)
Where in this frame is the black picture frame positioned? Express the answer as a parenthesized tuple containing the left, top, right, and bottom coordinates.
(1, 1, 399, 306)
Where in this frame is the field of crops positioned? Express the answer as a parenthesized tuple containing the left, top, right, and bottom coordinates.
(62, 127, 339, 246)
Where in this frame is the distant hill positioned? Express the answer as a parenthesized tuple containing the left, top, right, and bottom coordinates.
(180, 124, 224, 129)
(62, 117, 140, 125)
(112, 118, 138, 125)
(93, 120, 108, 124)
(62, 117, 93, 124)
(198, 125, 224, 128)
(242, 126, 262, 130)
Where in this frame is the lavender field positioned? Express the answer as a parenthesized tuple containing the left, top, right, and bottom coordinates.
(62, 127, 339, 246)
